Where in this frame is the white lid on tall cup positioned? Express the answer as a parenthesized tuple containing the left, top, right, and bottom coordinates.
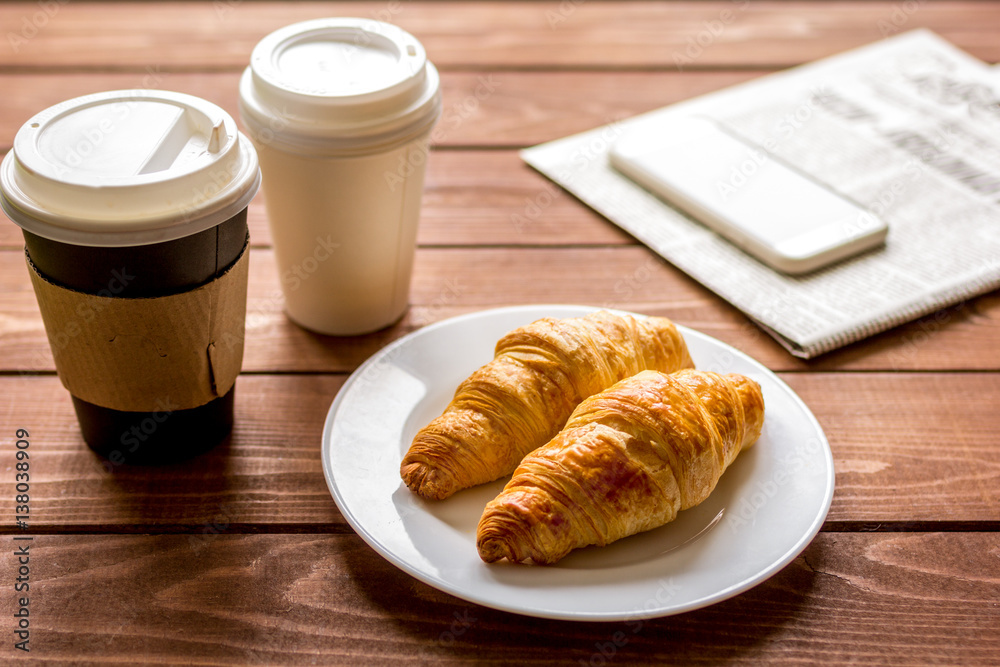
(0, 90, 261, 247)
(239, 18, 442, 156)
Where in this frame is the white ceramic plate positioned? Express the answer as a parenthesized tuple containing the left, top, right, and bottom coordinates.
(321, 305, 834, 621)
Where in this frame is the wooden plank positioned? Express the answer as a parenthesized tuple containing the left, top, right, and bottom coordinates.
(0, 373, 998, 528)
(0, 68, 759, 246)
(2, 2, 1000, 70)
(0, 0, 992, 658)
(419, 150, 636, 246)
(784, 373, 1000, 523)
(2, 247, 999, 373)
(0, 70, 763, 152)
(0, 148, 634, 249)
(0, 374, 345, 528)
(0, 532, 996, 664)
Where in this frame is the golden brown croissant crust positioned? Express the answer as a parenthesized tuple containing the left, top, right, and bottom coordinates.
(476, 369, 765, 565)
(400, 311, 694, 500)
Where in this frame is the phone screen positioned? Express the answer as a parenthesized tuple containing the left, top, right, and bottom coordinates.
(609, 116, 888, 274)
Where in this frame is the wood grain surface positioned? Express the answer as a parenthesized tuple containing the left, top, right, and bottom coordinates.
(0, 148, 634, 248)
(2, 246, 999, 373)
(1, 1, 998, 664)
(0, 373, 998, 530)
(3, 2, 1000, 70)
(0, 71, 764, 151)
(0, 533, 997, 665)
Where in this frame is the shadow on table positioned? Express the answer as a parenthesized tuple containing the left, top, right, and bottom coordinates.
(91, 433, 238, 530)
(341, 536, 821, 665)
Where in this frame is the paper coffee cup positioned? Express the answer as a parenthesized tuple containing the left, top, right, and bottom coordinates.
(0, 89, 260, 463)
(239, 18, 442, 335)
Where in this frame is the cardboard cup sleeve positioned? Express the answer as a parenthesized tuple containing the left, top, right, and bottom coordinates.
(27, 244, 250, 413)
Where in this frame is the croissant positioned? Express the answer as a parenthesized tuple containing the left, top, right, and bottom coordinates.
(400, 311, 694, 500)
(477, 369, 765, 565)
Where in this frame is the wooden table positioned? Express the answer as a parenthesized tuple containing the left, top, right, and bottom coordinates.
(2, 2, 999, 664)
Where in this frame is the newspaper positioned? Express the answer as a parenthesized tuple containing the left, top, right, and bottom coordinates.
(522, 30, 1000, 358)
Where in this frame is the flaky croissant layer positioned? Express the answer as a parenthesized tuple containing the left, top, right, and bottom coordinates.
(401, 311, 694, 500)
(477, 369, 765, 565)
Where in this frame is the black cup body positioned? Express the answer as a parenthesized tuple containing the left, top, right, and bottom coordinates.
(23, 211, 249, 464)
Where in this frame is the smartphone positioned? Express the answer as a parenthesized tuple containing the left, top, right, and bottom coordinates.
(609, 116, 888, 274)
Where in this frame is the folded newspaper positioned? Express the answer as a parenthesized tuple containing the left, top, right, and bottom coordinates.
(522, 30, 1000, 358)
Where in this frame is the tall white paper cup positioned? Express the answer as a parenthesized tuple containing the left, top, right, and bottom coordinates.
(239, 18, 442, 335)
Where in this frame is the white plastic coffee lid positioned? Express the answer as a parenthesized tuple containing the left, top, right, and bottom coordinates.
(239, 18, 442, 155)
(0, 90, 261, 247)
